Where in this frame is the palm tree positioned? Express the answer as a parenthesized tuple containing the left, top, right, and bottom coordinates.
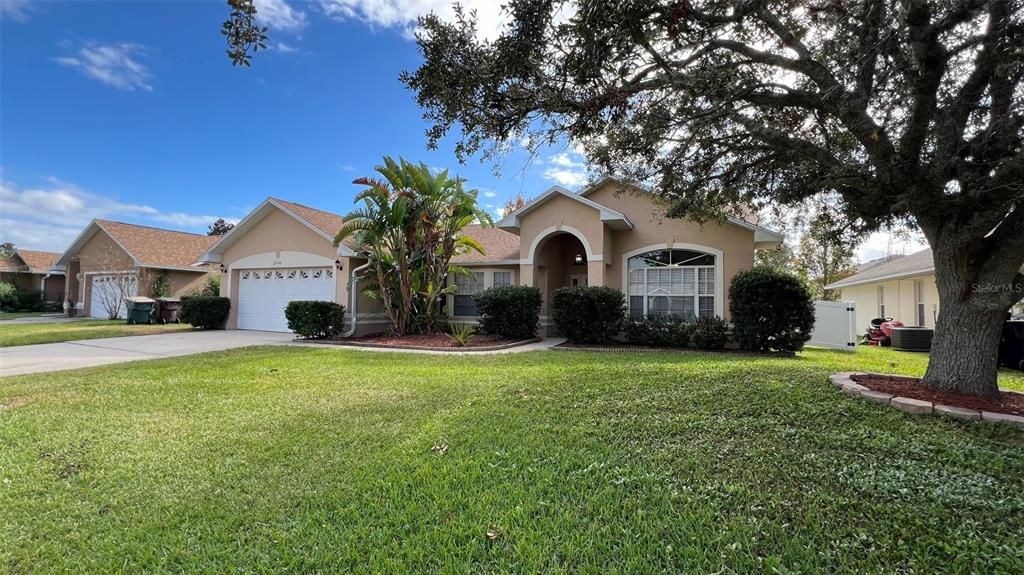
(336, 157, 492, 335)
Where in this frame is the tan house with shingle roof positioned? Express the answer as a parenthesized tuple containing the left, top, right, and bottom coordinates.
(202, 180, 783, 334)
(0, 249, 65, 303)
(52, 220, 217, 318)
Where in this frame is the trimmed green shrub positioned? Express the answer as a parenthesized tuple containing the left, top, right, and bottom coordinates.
(285, 301, 345, 339)
(0, 282, 18, 310)
(180, 296, 231, 329)
(692, 316, 729, 350)
(624, 315, 692, 347)
(729, 267, 815, 353)
(551, 286, 625, 343)
(473, 285, 542, 340)
(14, 289, 44, 312)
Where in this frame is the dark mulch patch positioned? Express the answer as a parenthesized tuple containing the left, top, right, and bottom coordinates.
(851, 373, 1024, 416)
(349, 333, 517, 349)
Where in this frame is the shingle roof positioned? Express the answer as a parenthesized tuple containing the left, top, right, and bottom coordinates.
(826, 248, 934, 289)
(96, 220, 218, 270)
(273, 198, 346, 239)
(15, 250, 61, 272)
(452, 225, 521, 264)
(0, 256, 20, 272)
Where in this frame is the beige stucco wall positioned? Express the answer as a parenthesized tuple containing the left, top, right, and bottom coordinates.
(515, 181, 756, 321)
(72, 229, 136, 316)
(839, 274, 939, 330)
(218, 207, 343, 329)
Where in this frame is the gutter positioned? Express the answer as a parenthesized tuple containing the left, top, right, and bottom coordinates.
(340, 261, 371, 338)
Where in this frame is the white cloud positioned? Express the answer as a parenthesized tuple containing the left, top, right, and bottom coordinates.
(542, 168, 589, 187)
(255, 0, 307, 32)
(271, 42, 299, 53)
(55, 41, 152, 91)
(318, 0, 510, 41)
(0, 0, 32, 22)
(0, 174, 230, 252)
(541, 148, 589, 188)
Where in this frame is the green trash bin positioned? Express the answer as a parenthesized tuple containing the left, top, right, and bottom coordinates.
(126, 296, 156, 325)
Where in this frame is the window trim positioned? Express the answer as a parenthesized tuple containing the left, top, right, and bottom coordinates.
(877, 285, 886, 318)
(915, 279, 926, 326)
(621, 243, 724, 319)
(446, 268, 518, 318)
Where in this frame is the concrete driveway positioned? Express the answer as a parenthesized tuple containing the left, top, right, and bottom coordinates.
(0, 330, 296, 377)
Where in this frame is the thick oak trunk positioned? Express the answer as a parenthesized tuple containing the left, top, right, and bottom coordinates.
(921, 234, 1023, 397)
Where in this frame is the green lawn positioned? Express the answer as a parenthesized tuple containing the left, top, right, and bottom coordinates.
(0, 311, 51, 320)
(2, 346, 1022, 573)
(0, 319, 192, 347)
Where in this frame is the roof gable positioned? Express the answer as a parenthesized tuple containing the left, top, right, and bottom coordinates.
(579, 176, 784, 245)
(14, 250, 61, 272)
(54, 220, 215, 272)
(496, 185, 634, 232)
(202, 198, 354, 262)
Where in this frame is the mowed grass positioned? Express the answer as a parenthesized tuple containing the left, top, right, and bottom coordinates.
(1, 346, 1022, 573)
(0, 319, 191, 347)
(0, 312, 51, 320)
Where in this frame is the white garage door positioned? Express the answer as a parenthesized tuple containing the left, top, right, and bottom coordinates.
(89, 274, 138, 319)
(237, 267, 336, 332)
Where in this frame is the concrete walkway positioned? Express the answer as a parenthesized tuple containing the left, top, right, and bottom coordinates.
(0, 331, 295, 377)
(0, 332, 564, 377)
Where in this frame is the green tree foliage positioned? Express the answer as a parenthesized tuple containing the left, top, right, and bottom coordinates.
(0, 242, 16, 258)
(208, 218, 235, 236)
(221, 0, 267, 67)
(336, 157, 492, 336)
(404, 1, 1024, 396)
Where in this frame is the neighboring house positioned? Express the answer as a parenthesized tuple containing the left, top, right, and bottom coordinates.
(0, 249, 65, 303)
(203, 178, 783, 334)
(52, 220, 217, 318)
(825, 248, 939, 331)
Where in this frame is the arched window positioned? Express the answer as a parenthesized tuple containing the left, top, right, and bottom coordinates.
(627, 249, 717, 320)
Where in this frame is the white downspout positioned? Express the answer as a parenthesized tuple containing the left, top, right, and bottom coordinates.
(340, 262, 371, 338)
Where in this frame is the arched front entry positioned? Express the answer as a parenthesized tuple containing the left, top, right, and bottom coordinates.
(522, 226, 606, 319)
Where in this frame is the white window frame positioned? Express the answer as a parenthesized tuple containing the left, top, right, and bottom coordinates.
(621, 244, 724, 320)
(878, 285, 886, 318)
(915, 279, 926, 326)
(447, 269, 517, 317)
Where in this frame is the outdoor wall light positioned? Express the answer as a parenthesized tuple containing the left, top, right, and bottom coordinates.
(219, 264, 227, 273)
(335, 259, 344, 270)
(574, 253, 585, 265)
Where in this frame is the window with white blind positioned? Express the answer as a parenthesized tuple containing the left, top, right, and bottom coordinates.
(453, 272, 484, 316)
(449, 270, 515, 316)
(878, 285, 886, 318)
(627, 249, 717, 320)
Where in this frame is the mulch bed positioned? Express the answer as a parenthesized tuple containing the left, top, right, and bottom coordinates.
(313, 333, 539, 351)
(851, 374, 1024, 416)
(351, 333, 511, 348)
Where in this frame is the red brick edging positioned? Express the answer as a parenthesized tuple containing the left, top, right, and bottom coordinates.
(829, 372, 1024, 428)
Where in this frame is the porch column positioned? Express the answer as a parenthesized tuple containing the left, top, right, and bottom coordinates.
(587, 260, 605, 287)
(519, 263, 536, 287)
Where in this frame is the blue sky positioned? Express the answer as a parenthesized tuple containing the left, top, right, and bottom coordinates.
(0, 0, 588, 252)
(0, 0, 921, 261)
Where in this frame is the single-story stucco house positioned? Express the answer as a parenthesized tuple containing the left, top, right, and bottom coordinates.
(52, 220, 217, 318)
(0, 249, 65, 303)
(826, 248, 1024, 331)
(201, 178, 784, 334)
(825, 248, 940, 331)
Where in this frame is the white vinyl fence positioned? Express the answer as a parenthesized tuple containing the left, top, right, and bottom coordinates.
(808, 300, 859, 351)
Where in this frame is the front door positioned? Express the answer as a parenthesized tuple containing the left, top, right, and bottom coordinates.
(570, 273, 588, 288)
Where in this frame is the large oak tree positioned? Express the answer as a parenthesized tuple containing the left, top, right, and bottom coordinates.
(400, 0, 1024, 396)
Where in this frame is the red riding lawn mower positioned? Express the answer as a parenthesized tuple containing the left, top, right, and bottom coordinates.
(863, 317, 904, 346)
